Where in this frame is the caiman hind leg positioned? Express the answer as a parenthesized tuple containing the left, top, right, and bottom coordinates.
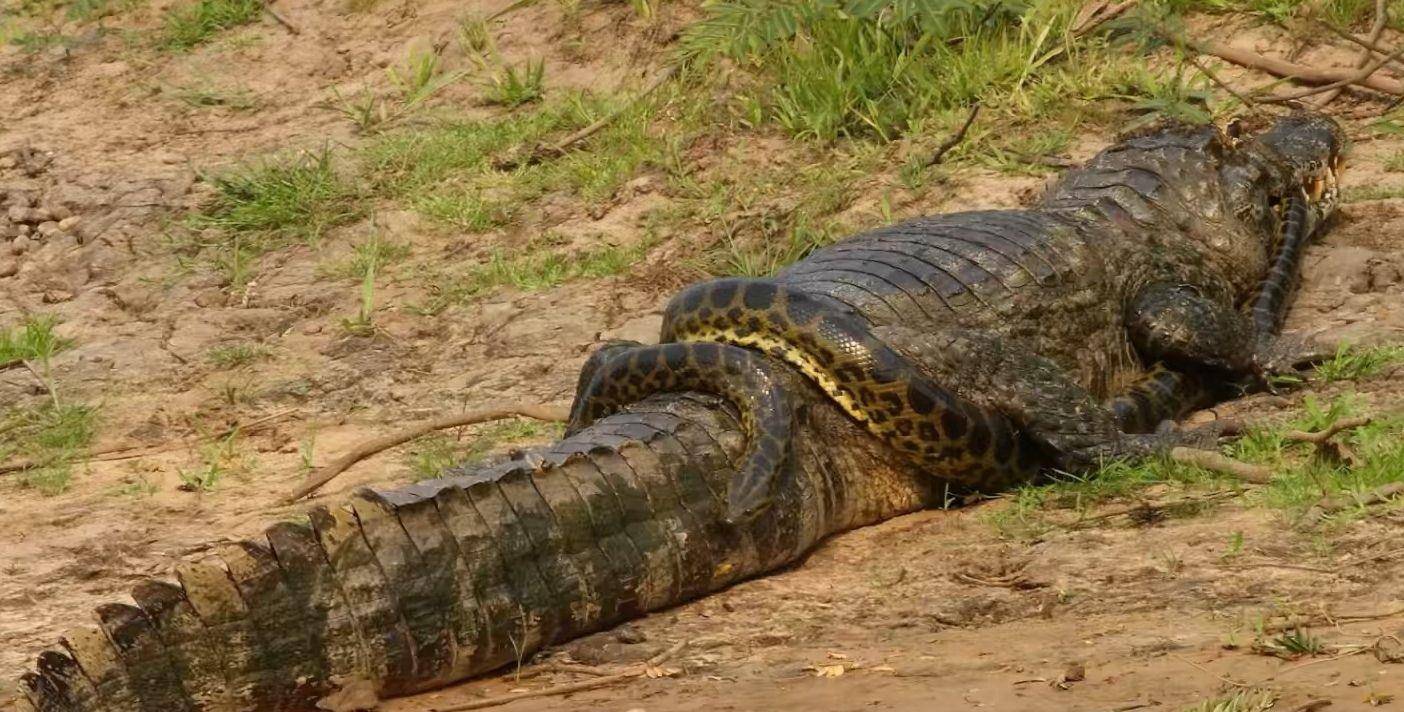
(568, 341, 794, 524)
(662, 278, 1038, 492)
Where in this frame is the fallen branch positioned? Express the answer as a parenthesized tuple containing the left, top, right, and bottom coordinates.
(927, 102, 981, 167)
(495, 66, 679, 171)
(285, 403, 570, 503)
(1169, 447, 1273, 483)
(1302, 481, 1404, 525)
(1188, 39, 1404, 96)
(0, 408, 297, 476)
(1315, 0, 1387, 107)
(1259, 39, 1404, 103)
(433, 640, 687, 712)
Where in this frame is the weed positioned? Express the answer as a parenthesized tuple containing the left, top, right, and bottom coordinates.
(1312, 343, 1404, 383)
(1181, 688, 1277, 712)
(327, 231, 411, 280)
(1254, 628, 1325, 658)
(340, 258, 379, 336)
(485, 58, 546, 107)
(1222, 530, 1245, 559)
(1, 314, 72, 404)
(206, 342, 271, 368)
(160, 0, 262, 50)
(165, 80, 259, 110)
(178, 428, 251, 491)
(113, 475, 159, 497)
(1385, 149, 1404, 173)
(458, 15, 492, 54)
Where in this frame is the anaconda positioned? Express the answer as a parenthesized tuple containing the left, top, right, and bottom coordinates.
(571, 113, 1344, 522)
(16, 112, 1346, 712)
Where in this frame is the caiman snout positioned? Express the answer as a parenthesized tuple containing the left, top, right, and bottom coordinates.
(1253, 111, 1347, 219)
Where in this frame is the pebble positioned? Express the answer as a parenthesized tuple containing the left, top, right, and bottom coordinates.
(0, 259, 15, 278)
(11, 235, 32, 254)
(36, 221, 60, 238)
(6, 205, 30, 223)
(17, 224, 30, 237)
(57, 216, 80, 232)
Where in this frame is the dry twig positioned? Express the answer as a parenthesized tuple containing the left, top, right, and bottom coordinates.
(1259, 40, 1404, 103)
(1315, 0, 1387, 107)
(285, 403, 570, 503)
(432, 640, 687, 711)
(1169, 447, 1273, 483)
(1188, 39, 1404, 96)
(928, 102, 981, 166)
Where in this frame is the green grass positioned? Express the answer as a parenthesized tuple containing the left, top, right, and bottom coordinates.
(1312, 343, 1404, 383)
(1385, 149, 1404, 173)
(485, 58, 546, 108)
(165, 81, 260, 110)
(405, 419, 562, 480)
(420, 237, 655, 312)
(177, 428, 252, 491)
(184, 150, 363, 286)
(0, 403, 97, 495)
(160, 0, 262, 49)
(985, 454, 1234, 538)
(1343, 184, 1404, 203)
(362, 92, 668, 229)
(0, 315, 70, 369)
(206, 342, 271, 368)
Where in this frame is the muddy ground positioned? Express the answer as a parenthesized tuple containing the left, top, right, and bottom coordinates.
(3, 0, 1404, 709)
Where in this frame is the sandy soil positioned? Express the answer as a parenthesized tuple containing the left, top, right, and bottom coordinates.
(2, 1, 1404, 710)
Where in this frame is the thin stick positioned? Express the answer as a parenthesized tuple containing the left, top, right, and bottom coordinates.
(1282, 417, 1372, 444)
(927, 102, 981, 167)
(1315, 0, 1387, 107)
(433, 640, 687, 712)
(1169, 447, 1274, 483)
(262, 1, 300, 35)
(1188, 39, 1404, 96)
(285, 403, 570, 503)
(496, 66, 679, 170)
(1317, 21, 1404, 74)
(1187, 55, 1258, 107)
(1258, 40, 1404, 103)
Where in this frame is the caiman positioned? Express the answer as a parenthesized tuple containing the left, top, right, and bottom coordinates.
(14, 112, 1344, 711)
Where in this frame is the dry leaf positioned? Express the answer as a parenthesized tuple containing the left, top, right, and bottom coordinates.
(806, 664, 846, 678)
(871, 665, 896, 673)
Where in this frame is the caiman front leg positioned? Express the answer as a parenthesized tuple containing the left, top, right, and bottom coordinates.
(874, 326, 1218, 474)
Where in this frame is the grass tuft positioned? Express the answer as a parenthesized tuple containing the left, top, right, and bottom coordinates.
(1312, 343, 1404, 383)
(1181, 688, 1277, 712)
(0, 403, 97, 495)
(160, 0, 262, 50)
(206, 343, 272, 368)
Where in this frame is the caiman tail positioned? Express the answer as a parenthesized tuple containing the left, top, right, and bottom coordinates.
(16, 376, 941, 712)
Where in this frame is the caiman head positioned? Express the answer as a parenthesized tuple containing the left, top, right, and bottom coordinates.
(1222, 111, 1347, 243)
